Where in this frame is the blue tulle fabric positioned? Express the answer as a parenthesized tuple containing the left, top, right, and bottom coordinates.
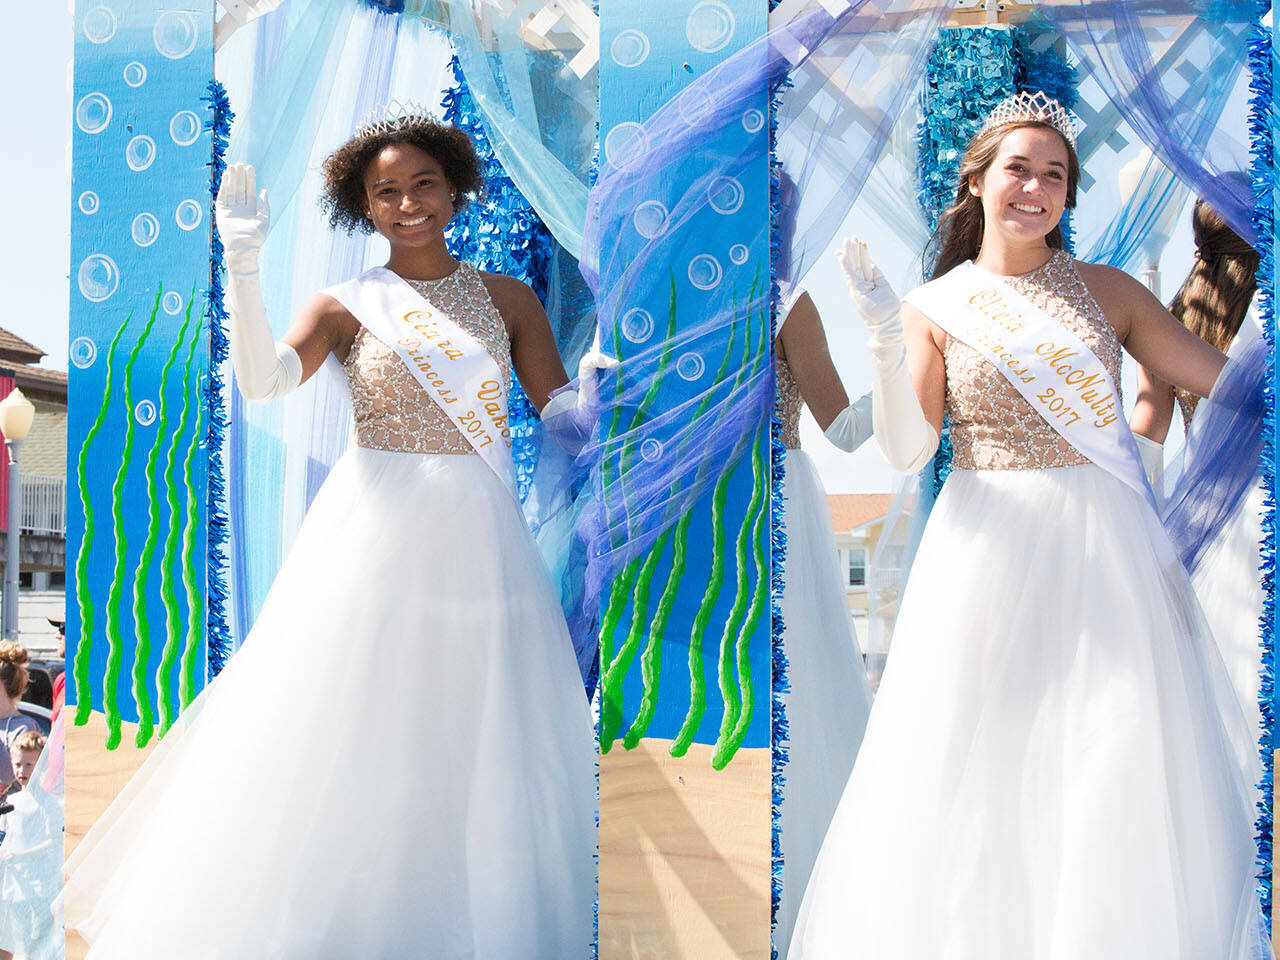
(1040, 0, 1257, 244)
(1163, 336, 1269, 573)
(576, 0, 950, 627)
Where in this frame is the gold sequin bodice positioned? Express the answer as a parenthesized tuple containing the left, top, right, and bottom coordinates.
(944, 252, 1123, 471)
(775, 347, 803, 450)
(341, 263, 513, 454)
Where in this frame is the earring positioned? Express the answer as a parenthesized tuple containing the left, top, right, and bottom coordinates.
(450, 192, 457, 201)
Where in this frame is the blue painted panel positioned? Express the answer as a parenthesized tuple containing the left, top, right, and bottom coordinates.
(67, 1, 212, 749)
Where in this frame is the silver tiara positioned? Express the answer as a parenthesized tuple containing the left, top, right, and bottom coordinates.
(353, 99, 438, 139)
(977, 91, 1077, 151)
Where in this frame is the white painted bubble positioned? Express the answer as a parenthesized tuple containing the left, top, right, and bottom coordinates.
(610, 29, 650, 68)
(604, 121, 649, 171)
(688, 254, 723, 291)
(126, 135, 156, 171)
(620, 308, 654, 344)
(640, 438, 663, 462)
(742, 109, 765, 134)
(729, 243, 749, 265)
(162, 292, 183, 315)
(686, 1, 735, 53)
(154, 11, 198, 59)
(175, 200, 203, 231)
(75, 93, 112, 134)
(123, 61, 147, 87)
(78, 191, 99, 215)
(169, 110, 201, 146)
(676, 353, 706, 381)
(70, 337, 98, 369)
(78, 254, 119, 303)
(679, 85, 716, 125)
(708, 176, 744, 215)
(134, 400, 157, 426)
(633, 200, 669, 240)
(131, 212, 159, 247)
(82, 6, 117, 44)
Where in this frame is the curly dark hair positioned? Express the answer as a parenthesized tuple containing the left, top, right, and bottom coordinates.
(320, 118, 484, 234)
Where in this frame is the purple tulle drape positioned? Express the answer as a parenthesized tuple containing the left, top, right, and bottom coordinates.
(576, 0, 950, 625)
(1040, 0, 1256, 242)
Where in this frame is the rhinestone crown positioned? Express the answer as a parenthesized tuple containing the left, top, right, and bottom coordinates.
(977, 91, 1077, 151)
(353, 99, 438, 139)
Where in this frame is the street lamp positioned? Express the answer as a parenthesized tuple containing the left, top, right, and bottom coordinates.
(0, 388, 35, 643)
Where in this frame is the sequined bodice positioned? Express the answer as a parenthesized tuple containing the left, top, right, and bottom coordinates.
(341, 263, 513, 454)
(944, 252, 1123, 471)
(775, 348, 803, 450)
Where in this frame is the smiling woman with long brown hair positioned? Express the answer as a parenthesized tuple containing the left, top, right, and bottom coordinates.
(790, 93, 1266, 958)
(64, 111, 596, 959)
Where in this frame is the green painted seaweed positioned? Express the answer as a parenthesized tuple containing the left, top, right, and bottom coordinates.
(102, 290, 161, 749)
(72, 312, 133, 728)
(155, 301, 202, 737)
(178, 384, 206, 710)
(597, 272, 678, 747)
(713, 433, 769, 769)
(130, 291, 196, 747)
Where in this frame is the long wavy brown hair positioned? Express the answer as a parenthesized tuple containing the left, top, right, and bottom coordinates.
(926, 121, 1081, 280)
(1171, 194, 1259, 419)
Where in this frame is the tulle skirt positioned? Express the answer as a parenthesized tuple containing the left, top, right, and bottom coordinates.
(1190, 481, 1266, 765)
(775, 450, 872, 958)
(64, 449, 597, 960)
(790, 464, 1266, 960)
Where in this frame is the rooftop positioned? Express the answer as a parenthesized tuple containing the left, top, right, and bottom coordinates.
(826, 493, 892, 532)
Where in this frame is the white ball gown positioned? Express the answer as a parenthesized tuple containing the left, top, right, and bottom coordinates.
(789, 252, 1267, 959)
(64, 263, 597, 959)
(774, 350, 873, 958)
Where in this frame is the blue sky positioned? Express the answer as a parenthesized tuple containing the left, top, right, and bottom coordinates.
(3, 6, 72, 371)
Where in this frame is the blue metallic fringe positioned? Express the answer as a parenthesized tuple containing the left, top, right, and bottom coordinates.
(204, 80, 233, 677)
(1013, 21, 1078, 253)
(768, 71, 791, 960)
(917, 26, 1078, 496)
(1246, 11, 1275, 927)
(440, 54, 552, 504)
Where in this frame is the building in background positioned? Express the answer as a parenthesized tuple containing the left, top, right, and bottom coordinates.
(0, 330, 67, 654)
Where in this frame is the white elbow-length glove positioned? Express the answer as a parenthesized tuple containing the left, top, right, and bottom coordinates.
(837, 237, 938, 472)
(1132, 432, 1165, 506)
(823, 391, 874, 453)
(215, 163, 301, 402)
(541, 328, 618, 455)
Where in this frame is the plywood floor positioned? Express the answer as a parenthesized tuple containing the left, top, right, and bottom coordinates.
(599, 739, 771, 960)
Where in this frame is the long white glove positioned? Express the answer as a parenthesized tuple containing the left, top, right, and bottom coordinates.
(838, 237, 938, 473)
(823, 391, 874, 452)
(215, 163, 302, 402)
(1132, 432, 1165, 507)
(541, 328, 618, 455)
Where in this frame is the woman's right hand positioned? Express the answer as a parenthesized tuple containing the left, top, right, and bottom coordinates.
(216, 163, 271, 275)
(835, 236, 901, 334)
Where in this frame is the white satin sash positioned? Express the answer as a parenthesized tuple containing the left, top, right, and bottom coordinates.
(904, 260, 1155, 510)
(324, 267, 517, 498)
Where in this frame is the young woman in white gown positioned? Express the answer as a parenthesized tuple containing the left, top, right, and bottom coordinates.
(773, 291, 875, 957)
(790, 94, 1267, 958)
(64, 115, 597, 959)
(1131, 196, 1265, 752)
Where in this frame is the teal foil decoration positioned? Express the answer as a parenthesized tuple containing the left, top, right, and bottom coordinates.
(441, 53, 555, 502)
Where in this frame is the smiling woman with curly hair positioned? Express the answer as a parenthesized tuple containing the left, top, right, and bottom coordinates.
(64, 108, 598, 959)
(319, 117, 485, 234)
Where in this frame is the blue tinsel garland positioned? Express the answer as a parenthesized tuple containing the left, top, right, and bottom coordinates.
(440, 54, 555, 504)
(204, 80, 234, 677)
(768, 74, 792, 960)
(1246, 8, 1275, 926)
(916, 26, 1078, 496)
